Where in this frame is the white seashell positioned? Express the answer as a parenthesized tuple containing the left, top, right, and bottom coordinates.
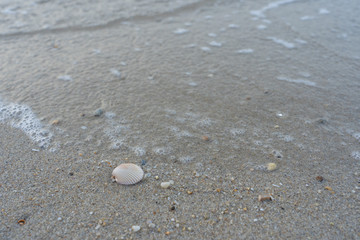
(112, 163, 144, 185)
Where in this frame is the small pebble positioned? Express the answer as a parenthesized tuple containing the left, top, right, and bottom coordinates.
(258, 194, 272, 202)
(141, 159, 146, 165)
(161, 182, 171, 189)
(316, 176, 324, 182)
(94, 108, 104, 117)
(132, 225, 141, 232)
(51, 119, 60, 125)
(202, 136, 210, 141)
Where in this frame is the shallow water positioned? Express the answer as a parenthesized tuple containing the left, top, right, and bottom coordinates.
(0, 0, 359, 239)
(1, 0, 359, 160)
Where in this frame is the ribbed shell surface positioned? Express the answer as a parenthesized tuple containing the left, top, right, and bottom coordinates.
(112, 163, 144, 185)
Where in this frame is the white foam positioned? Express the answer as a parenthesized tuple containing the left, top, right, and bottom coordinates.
(0, 101, 52, 148)
(301, 16, 315, 20)
(200, 46, 211, 52)
(230, 128, 246, 136)
(351, 151, 360, 160)
(228, 24, 239, 28)
(110, 69, 121, 78)
(131, 147, 146, 156)
(153, 147, 172, 155)
(250, 0, 297, 18)
(178, 156, 194, 163)
(277, 76, 316, 86)
(173, 28, 188, 34)
(209, 41, 222, 47)
(57, 75, 73, 81)
(352, 133, 360, 142)
(237, 49, 254, 54)
(257, 25, 267, 30)
(295, 39, 307, 44)
(318, 8, 330, 14)
(268, 37, 295, 49)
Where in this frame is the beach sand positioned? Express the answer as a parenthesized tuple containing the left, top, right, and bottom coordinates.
(1, 0, 359, 239)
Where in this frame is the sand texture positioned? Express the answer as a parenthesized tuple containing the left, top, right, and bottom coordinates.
(0, 0, 359, 239)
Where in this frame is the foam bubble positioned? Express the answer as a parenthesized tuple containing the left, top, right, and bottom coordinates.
(173, 28, 188, 34)
(132, 147, 146, 156)
(351, 151, 360, 160)
(267, 37, 295, 49)
(178, 156, 194, 163)
(153, 147, 172, 155)
(209, 41, 222, 47)
(237, 49, 254, 54)
(0, 101, 52, 148)
(277, 76, 316, 86)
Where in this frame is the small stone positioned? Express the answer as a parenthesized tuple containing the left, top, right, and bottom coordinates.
(141, 159, 146, 165)
(324, 186, 333, 191)
(161, 182, 171, 189)
(57, 217, 62, 221)
(202, 136, 210, 141)
(94, 108, 104, 117)
(132, 225, 141, 232)
(51, 119, 60, 125)
(155, 176, 159, 180)
(267, 163, 277, 172)
(316, 176, 324, 182)
(148, 223, 156, 228)
(258, 194, 272, 202)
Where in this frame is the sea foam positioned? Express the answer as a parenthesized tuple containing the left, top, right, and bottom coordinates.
(0, 101, 52, 148)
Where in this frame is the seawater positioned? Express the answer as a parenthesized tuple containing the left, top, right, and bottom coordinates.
(0, 0, 359, 162)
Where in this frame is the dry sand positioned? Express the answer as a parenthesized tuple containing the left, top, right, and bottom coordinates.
(1, 0, 359, 239)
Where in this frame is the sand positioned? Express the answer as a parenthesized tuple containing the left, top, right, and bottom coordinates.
(0, 0, 359, 239)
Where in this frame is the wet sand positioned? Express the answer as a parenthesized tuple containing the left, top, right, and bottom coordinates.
(1, 0, 359, 239)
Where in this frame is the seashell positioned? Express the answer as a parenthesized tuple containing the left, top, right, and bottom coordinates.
(112, 163, 144, 185)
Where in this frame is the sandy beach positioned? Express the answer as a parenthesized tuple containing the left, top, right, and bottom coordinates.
(1, 0, 359, 239)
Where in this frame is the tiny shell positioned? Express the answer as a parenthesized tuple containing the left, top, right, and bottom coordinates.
(112, 163, 144, 185)
(266, 163, 277, 171)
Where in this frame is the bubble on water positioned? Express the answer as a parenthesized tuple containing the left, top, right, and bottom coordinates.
(105, 112, 116, 119)
(230, 128, 246, 136)
(178, 156, 194, 164)
(352, 133, 360, 142)
(57, 75, 73, 81)
(271, 149, 283, 159)
(318, 8, 330, 14)
(228, 24, 239, 28)
(196, 118, 213, 127)
(153, 147, 172, 155)
(173, 28, 188, 34)
(132, 147, 146, 156)
(110, 68, 121, 78)
(188, 82, 198, 87)
(200, 46, 211, 52)
(109, 139, 125, 150)
(209, 41, 222, 47)
(351, 151, 360, 160)
(237, 49, 254, 54)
